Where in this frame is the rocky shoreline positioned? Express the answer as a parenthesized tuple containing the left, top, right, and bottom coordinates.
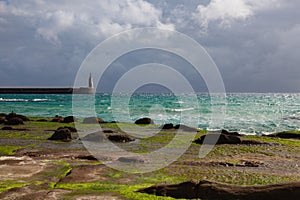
(0, 113, 299, 199)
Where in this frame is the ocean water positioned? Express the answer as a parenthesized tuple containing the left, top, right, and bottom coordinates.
(0, 93, 299, 134)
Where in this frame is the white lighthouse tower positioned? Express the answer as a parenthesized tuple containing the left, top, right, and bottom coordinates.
(88, 73, 94, 94)
(89, 73, 94, 88)
(73, 73, 94, 94)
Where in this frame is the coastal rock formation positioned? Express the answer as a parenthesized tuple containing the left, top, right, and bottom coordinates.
(62, 116, 77, 123)
(174, 124, 198, 132)
(137, 180, 300, 200)
(51, 115, 64, 123)
(265, 131, 300, 139)
(59, 165, 107, 183)
(138, 180, 199, 199)
(194, 133, 242, 145)
(2, 126, 13, 130)
(5, 117, 24, 125)
(107, 133, 135, 143)
(6, 112, 29, 121)
(48, 128, 73, 142)
(161, 123, 174, 130)
(117, 157, 144, 163)
(211, 160, 263, 167)
(81, 131, 105, 142)
(81, 131, 134, 143)
(221, 129, 242, 136)
(37, 119, 48, 122)
(135, 117, 154, 125)
(83, 117, 105, 124)
(0, 117, 7, 124)
(57, 126, 77, 133)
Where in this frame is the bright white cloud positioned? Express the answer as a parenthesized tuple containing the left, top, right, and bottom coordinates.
(193, 0, 280, 29)
(0, 0, 174, 45)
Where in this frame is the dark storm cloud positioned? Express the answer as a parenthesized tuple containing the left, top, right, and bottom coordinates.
(0, 0, 299, 92)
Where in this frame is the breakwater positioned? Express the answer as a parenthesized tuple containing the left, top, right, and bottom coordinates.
(0, 87, 93, 94)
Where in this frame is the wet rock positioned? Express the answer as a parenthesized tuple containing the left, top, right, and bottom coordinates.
(117, 157, 144, 163)
(0, 117, 7, 124)
(0, 113, 7, 117)
(81, 131, 105, 142)
(138, 180, 300, 200)
(37, 119, 48, 122)
(174, 124, 198, 132)
(6, 112, 29, 121)
(48, 128, 72, 142)
(266, 131, 300, 139)
(57, 126, 77, 133)
(135, 117, 154, 125)
(103, 129, 115, 133)
(194, 133, 242, 145)
(211, 160, 262, 167)
(5, 117, 24, 125)
(2, 126, 13, 130)
(199, 180, 300, 200)
(76, 155, 98, 161)
(221, 129, 241, 136)
(107, 133, 134, 143)
(241, 161, 261, 167)
(62, 116, 77, 123)
(51, 116, 64, 122)
(161, 123, 174, 130)
(56, 126, 78, 139)
(137, 180, 199, 199)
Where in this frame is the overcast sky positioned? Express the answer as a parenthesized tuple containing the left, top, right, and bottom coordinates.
(0, 0, 299, 92)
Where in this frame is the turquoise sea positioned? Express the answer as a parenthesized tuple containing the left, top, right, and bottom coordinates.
(0, 93, 299, 134)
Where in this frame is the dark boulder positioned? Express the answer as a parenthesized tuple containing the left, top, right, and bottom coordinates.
(76, 155, 97, 161)
(161, 123, 174, 130)
(62, 116, 77, 123)
(174, 124, 198, 132)
(6, 112, 29, 121)
(117, 157, 144, 163)
(82, 117, 105, 124)
(81, 131, 105, 142)
(212, 160, 262, 167)
(103, 129, 115, 133)
(221, 129, 241, 136)
(194, 133, 241, 145)
(0, 113, 7, 118)
(57, 126, 77, 133)
(5, 117, 24, 125)
(51, 116, 64, 123)
(0, 117, 7, 124)
(48, 128, 72, 142)
(2, 126, 13, 130)
(138, 180, 300, 200)
(135, 117, 154, 125)
(37, 119, 48, 122)
(138, 180, 199, 199)
(265, 131, 300, 139)
(107, 133, 135, 143)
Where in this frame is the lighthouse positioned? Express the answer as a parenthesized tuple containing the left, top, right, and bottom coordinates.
(72, 73, 94, 94)
(88, 73, 94, 94)
(89, 73, 94, 89)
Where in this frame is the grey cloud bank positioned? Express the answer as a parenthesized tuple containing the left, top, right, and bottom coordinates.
(0, 0, 299, 92)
